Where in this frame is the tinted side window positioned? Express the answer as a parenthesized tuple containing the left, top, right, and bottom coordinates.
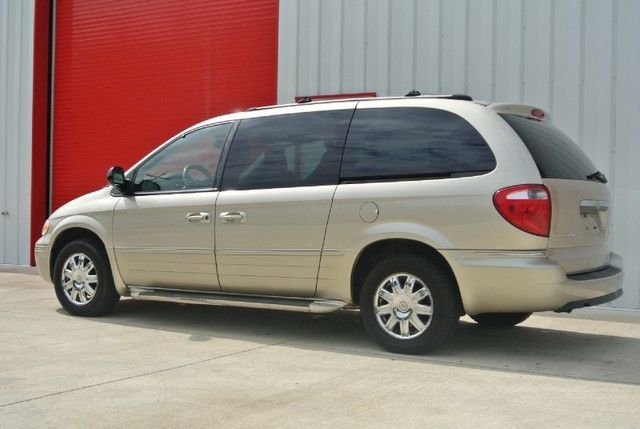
(500, 114, 597, 181)
(341, 107, 496, 181)
(221, 110, 352, 190)
(133, 123, 232, 193)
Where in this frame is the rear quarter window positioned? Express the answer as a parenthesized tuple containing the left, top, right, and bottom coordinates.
(500, 114, 597, 181)
(340, 107, 496, 181)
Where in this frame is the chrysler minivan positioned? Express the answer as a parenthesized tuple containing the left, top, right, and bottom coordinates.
(35, 95, 623, 354)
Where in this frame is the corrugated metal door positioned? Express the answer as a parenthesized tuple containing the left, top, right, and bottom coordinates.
(0, 0, 34, 265)
(52, 0, 278, 210)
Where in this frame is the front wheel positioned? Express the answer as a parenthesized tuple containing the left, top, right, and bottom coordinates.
(470, 312, 532, 328)
(359, 255, 459, 355)
(53, 239, 120, 316)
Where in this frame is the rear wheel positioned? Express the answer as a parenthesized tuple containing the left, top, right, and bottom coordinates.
(359, 255, 459, 354)
(53, 239, 120, 316)
(470, 312, 531, 328)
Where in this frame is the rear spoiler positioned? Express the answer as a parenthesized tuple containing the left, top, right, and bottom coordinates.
(487, 103, 551, 122)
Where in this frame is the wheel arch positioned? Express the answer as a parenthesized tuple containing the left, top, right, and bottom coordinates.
(350, 238, 464, 315)
(49, 227, 108, 280)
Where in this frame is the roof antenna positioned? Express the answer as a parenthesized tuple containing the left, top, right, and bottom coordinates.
(405, 90, 421, 97)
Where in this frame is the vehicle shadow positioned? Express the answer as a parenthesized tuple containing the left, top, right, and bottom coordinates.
(63, 299, 640, 386)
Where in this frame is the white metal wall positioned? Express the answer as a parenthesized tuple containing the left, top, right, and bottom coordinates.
(278, 0, 640, 310)
(0, 0, 34, 265)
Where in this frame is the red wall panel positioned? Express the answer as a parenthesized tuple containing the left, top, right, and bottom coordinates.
(31, 0, 52, 264)
(52, 0, 278, 210)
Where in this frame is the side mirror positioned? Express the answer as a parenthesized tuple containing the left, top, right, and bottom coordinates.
(107, 166, 129, 192)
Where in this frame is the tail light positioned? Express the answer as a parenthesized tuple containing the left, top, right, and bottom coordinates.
(493, 184, 551, 237)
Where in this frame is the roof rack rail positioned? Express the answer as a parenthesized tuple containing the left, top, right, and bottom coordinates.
(245, 93, 475, 113)
(446, 94, 473, 101)
(404, 91, 472, 101)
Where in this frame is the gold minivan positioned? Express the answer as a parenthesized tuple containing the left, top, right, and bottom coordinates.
(35, 95, 623, 354)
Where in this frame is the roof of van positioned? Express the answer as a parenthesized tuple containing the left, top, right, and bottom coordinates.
(245, 95, 550, 122)
(184, 95, 550, 140)
(246, 94, 477, 111)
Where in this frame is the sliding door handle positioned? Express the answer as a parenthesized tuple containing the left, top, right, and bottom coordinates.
(219, 211, 247, 223)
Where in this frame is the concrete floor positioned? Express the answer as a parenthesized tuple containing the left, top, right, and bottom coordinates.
(1, 268, 639, 428)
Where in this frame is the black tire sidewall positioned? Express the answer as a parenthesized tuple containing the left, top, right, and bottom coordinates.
(53, 239, 119, 317)
(360, 254, 459, 354)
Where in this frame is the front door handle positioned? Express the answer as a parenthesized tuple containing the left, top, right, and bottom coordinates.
(219, 211, 247, 224)
(185, 212, 211, 224)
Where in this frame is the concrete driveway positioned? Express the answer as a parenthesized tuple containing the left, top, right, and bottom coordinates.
(1, 267, 639, 428)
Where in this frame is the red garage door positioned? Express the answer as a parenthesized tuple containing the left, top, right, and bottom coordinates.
(52, 0, 278, 210)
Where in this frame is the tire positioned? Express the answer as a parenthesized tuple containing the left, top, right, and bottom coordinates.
(53, 239, 120, 316)
(359, 254, 459, 355)
(470, 312, 531, 328)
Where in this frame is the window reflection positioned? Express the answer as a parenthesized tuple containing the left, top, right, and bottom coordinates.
(222, 110, 352, 190)
(341, 108, 496, 180)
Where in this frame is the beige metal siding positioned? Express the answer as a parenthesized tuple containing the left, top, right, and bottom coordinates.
(0, 0, 34, 265)
(278, 0, 640, 309)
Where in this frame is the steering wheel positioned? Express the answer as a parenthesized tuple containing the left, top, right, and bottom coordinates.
(182, 164, 214, 189)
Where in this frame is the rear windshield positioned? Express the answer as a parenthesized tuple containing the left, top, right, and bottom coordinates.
(500, 114, 597, 181)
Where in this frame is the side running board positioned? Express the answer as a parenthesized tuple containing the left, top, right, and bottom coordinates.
(128, 287, 347, 314)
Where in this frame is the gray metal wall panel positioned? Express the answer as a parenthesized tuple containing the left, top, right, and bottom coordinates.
(414, 0, 440, 94)
(467, 0, 494, 101)
(583, 1, 613, 171)
(364, 0, 390, 94)
(278, 0, 640, 309)
(297, 0, 320, 96)
(277, 0, 298, 104)
(319, 0, 342, 94)
(494, 0, 523, 101)
(552, 0, 582, 140)
(0, 1, 7, 265)
(612, 0, 640, 310)
(389, 1, 415, 94)
(342, 0, 366, 92)
(440, 0, 467, 94)
(523, 0, 552, 110)
(0, 0, 34, 266)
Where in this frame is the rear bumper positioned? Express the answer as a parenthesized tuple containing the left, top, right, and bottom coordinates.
(441, 250, 624, 315)
(556, 287, 622, 313)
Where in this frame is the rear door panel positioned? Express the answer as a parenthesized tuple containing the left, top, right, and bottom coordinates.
(545, 178, 611, 273)
(214, 106, 355, 297)
(215, 186, 335, 296)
